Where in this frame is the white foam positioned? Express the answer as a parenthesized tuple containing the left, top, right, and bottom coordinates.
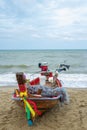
(59, 74, 87, 88)
(0, 73, 87, 88)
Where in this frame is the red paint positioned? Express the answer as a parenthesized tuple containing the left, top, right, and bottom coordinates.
(30, 77, 40, 85)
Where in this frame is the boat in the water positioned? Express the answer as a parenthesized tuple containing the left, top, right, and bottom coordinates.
(12, 62, 69, 126)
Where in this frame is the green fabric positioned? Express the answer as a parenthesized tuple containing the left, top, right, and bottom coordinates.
(25, 105, 30, 120)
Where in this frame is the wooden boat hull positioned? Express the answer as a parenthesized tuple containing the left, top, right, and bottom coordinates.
(12, 94, 61, 114)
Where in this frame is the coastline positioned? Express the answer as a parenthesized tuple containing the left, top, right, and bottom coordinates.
(0, 87, 87, 130)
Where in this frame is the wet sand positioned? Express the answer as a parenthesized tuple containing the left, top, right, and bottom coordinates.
(0, 87, 87, 130)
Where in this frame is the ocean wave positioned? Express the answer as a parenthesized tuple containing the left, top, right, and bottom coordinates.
(0, 73, 87, 88)
(0, 64, 31, 69)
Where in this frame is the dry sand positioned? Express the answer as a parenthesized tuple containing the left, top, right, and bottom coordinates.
(0, 87, 87, 130)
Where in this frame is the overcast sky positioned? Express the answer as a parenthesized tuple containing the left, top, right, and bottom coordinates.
(0, 0, 87, 50)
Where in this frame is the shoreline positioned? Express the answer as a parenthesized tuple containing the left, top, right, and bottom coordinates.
(1, 85, 87, 90)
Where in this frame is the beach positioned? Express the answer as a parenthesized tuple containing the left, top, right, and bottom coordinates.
(0, 50, 87, 130)
(0, 87, 87, 130)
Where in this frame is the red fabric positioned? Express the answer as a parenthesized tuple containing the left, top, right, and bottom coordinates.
(27, 99, 42, 115)
(19, 84, 27, 92)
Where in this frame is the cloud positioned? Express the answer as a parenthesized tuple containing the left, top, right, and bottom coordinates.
(0, 0, 87, 41)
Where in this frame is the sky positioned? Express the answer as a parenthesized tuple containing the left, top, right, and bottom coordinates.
(0, 0, 87, 50)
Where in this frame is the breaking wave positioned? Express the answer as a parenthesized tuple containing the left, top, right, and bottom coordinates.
(0, 64, 31, 69)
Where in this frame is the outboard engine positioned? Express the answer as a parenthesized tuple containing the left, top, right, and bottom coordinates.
(38, 62, 53, 78)
(38, 62, 48, 71)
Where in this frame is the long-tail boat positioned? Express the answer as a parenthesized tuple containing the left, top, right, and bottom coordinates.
(12, 63, 69, 126)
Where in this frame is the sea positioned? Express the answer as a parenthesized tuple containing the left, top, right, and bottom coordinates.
(0, 49, 87, 88)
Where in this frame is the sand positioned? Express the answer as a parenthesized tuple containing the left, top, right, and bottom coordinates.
(0, 87, 87, 130)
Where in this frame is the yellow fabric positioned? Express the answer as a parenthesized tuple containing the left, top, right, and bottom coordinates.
(23, 98, 35, 117)
(20, 91, 27, 97)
